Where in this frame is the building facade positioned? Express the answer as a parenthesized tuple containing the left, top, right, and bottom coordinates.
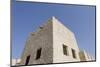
(18, 16, 94, 66)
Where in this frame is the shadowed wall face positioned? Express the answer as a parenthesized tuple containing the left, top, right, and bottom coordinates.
(20, 19, 53, 65)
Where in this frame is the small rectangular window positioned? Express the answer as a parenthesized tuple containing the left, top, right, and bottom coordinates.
(63, 44, 68, 56)
(36, 48, 42, 60)
(72, 48, 76, 59)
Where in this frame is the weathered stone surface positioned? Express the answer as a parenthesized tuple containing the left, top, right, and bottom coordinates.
(18, 16, 94, 66)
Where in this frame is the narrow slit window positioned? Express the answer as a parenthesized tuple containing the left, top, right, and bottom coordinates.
(25, 55, 30, 65)
(72, 48, 76, 59)
(63, 44, 68, 56)
(36, 48, 42, 60)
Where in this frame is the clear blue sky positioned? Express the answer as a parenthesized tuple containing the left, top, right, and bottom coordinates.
(12, 0, 96, 59)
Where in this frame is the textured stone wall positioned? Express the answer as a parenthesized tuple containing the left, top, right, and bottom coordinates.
(52, 17, 80, 63)
(19, 17, 83, 65)
(19, 19, 53, 65)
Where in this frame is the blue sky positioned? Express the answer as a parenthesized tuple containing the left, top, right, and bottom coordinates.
(12, 1, 96, 59)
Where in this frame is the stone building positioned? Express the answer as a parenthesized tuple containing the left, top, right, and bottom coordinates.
(18, 16, 94, 66)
